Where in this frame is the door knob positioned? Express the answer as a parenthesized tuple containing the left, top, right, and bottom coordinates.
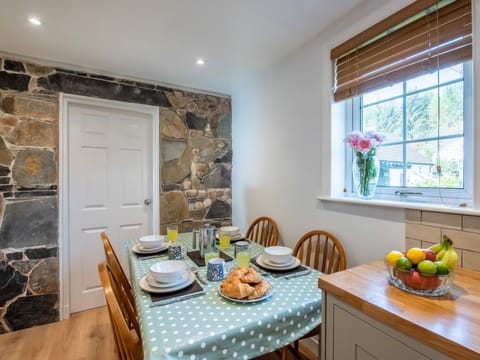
(144, 199, 152, 205)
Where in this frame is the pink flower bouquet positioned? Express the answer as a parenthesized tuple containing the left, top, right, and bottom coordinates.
(344, 131, 385, 198)
(344, 131, 385, 156)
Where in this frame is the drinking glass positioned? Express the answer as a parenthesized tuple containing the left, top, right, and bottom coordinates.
(199, 224, 218, 265)
(167, 225, 178, 242)
(204, 251, 219, 266)
(234, 241, 250, 267)
(218, 230, 231, 250)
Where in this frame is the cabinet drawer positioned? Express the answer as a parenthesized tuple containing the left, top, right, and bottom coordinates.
(333, 304, 429, 360)
(322, 294, 452, 360)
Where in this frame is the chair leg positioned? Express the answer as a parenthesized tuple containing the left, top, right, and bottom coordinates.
(287, 342, 309, 360)
(293, 340, 299, 351)
(275, 347, 288, 360)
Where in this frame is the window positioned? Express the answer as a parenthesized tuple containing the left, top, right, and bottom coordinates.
(349, 61, 472, 204)
(331, 0, 473, 206)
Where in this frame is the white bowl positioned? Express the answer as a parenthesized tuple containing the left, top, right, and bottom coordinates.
(138, 234, 165, 249)
(150, 260, 186, 283)
(264, 246, 292, 264)
(220, 226, 240, 236)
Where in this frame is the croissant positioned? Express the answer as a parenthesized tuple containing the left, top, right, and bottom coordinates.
(240, 267, 263, 284)
(247, 281, 271, 300)
(221, 267, 271, 299)
(228, 267, 249, 280)
(220, 279, 255, 299)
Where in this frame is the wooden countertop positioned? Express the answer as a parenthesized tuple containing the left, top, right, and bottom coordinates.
(318, 260, 480, 359)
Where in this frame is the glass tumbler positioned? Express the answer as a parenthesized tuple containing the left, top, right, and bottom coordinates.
(234, 241, 250, 267)
(199, 224, 218, 265)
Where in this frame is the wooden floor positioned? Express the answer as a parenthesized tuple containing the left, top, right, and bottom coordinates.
(0, 306, 114, 360)
(0, 306, 316, 360)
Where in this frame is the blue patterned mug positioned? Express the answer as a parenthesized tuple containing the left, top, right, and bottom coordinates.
(168, 243, 186, 260)
(207, 258, 225, 281)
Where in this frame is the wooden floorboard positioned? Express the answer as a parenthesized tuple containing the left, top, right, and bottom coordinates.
(0, 306, 317, 360)
(0, 306, 116, 360)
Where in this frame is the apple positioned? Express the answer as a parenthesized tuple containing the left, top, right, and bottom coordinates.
(423, 249, 436, 262)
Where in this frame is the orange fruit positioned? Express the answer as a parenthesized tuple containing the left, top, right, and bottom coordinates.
(385, 250, 404, 267)
(406, 247, 426, 265)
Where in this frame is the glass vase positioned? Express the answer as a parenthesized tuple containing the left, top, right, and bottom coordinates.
(352, 154, 379, 199)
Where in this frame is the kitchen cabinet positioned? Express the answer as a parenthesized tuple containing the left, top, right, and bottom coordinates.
(318, 260, 480, 360)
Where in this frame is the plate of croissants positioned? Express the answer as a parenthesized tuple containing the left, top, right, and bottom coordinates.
(218, 266, 273, 303)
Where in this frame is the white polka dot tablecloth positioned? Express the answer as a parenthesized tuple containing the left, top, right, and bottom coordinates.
(126, 233, 322, 360)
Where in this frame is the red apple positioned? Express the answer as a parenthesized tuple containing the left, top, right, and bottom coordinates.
(423, 249, 436, 262)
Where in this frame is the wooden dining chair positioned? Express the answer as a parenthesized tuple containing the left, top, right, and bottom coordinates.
(246, 216, 279, 247)
(98, 262, 143, 360)
(100, 232, 138, 333)
(280, 230, 346, 360)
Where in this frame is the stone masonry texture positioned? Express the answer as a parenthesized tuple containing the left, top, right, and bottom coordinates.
(0, 56, 232, 333)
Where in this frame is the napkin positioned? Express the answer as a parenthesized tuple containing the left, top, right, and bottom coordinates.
(150, 280, 205, 306)
(187, 250, 233, 267)
(251, 258, 310, 278)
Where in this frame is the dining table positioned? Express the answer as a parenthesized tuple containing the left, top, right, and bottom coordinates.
(126, 232, 322, 360)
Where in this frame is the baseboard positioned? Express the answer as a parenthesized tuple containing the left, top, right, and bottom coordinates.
(61, 303, 71, 320)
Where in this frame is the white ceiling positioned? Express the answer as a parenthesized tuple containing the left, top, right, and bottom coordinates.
(0, 0, 365, 95)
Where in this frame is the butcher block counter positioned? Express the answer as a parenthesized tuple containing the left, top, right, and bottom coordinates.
(318, 260, 480, 360)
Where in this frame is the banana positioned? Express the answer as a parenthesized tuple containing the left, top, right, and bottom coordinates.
(437, 235, 458, 271)
(441, 249, 458, 271)
(433, 235, 452, 261)
(429, 242, 443, 254)
(428, 235, 458, 269)
(435, 248, 447, 261)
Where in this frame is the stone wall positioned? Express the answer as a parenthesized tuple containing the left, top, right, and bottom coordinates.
(0, 57, 232, 332)
(405, 209, 480, 271)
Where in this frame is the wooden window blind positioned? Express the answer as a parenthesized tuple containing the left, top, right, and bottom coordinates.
(331, 0, 472, 102)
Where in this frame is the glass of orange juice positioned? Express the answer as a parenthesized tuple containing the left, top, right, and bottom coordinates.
(219, 230, 231, 250)
(167, 225, 178, 242)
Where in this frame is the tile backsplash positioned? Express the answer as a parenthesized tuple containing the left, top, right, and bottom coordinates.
(405, 209, 480, 271)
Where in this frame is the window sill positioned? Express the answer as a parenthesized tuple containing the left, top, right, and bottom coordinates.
(317, 195, 480, 216)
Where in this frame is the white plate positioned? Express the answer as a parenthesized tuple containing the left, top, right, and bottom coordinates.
(146, 271, 190, 288)
(262, 255, 295, 267)
(139, 271, 195, 293)
(217, 282, 273, 303)
(256, 254, 300, 271)
(132, 243, 168, 254)
(216, 232, 245, 242)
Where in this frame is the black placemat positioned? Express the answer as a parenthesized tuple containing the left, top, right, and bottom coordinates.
(150, 280, 204, 304)
(187, 250, 233, 266)
(218, 237, 249, 243)
(134, 247, 168, 259)
(251, 258, 309, 278)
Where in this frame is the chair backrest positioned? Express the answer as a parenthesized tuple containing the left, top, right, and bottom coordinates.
(246, 216, 279, 247)
(100, 232, 138, 333)
(293, 230, 346, 274)
(98, 262, 143, 360)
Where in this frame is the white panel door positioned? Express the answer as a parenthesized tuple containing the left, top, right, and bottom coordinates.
(68, 101, 154, 313)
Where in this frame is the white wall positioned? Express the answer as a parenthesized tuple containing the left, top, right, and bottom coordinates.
(231, 0, 416, 267)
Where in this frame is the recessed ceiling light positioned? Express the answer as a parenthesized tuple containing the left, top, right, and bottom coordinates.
(29, 17, 43, 26)
(196, 58, 205, 66)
